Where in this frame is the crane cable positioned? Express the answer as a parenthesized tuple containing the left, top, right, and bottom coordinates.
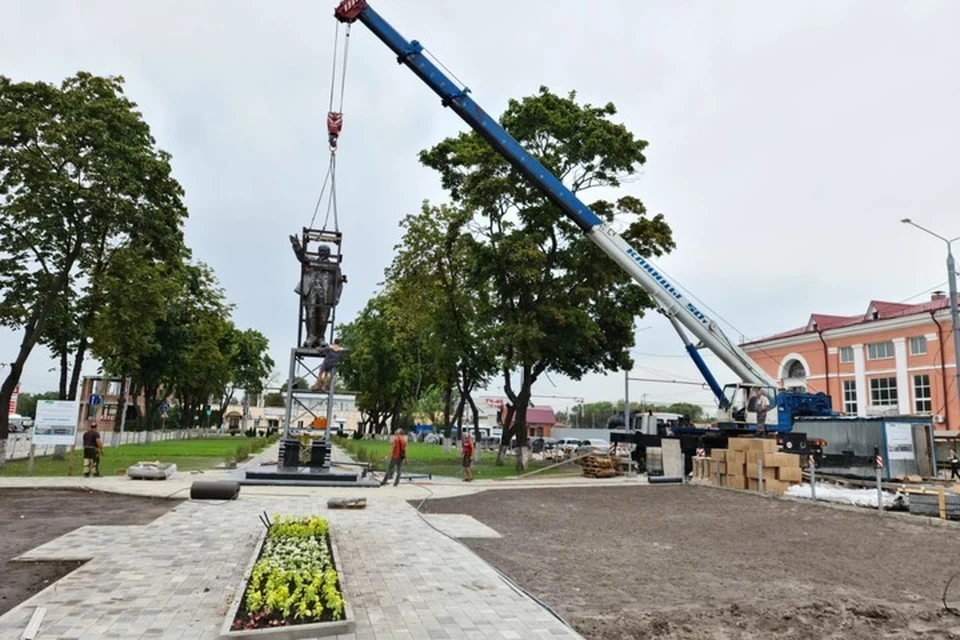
(309, 22, 352, 232)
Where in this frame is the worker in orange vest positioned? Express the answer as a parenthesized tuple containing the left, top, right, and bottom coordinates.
(380, 428, 407, 486)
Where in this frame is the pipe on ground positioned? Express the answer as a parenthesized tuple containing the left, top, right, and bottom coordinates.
(190, 480, 241, 500)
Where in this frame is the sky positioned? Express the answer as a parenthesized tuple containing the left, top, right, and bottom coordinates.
(2, 0, 960, 418)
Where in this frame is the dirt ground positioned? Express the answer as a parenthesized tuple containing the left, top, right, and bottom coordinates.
(423, 485, 960, 639)
(0, 488, 178, 616)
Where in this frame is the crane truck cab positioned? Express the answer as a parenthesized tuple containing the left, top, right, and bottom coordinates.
(721, 384, 778, 432)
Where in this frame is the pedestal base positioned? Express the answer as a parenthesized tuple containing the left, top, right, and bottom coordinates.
(241, 464, 379, 487)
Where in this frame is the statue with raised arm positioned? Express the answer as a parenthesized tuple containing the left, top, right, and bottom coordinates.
(290, 235, 345, 348)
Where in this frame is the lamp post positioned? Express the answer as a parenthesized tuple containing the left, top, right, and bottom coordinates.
(901, 218, 960, 424)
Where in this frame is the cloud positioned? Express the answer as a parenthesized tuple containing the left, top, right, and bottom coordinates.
(2, 0, 958, 418)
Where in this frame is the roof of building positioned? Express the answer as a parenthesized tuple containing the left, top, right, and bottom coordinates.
(743, 295, 951, 345)
(526, 406, 557, 425)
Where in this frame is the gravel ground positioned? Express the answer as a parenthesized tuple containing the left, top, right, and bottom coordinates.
(0, 488, 178, 616)
(422, 484, 960, 639)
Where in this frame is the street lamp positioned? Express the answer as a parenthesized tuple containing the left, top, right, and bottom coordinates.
(901, 218, 960, 423)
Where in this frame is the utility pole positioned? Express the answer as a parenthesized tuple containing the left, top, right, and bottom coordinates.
(902, 219, 960, 424)
(624, 369, 630, 430)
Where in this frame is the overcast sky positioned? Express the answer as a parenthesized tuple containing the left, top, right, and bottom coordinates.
(3, 0, 959, 417)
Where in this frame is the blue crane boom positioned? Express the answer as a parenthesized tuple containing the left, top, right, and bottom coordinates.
(333, 0, 784, 414)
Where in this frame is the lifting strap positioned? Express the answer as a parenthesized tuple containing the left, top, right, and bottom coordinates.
(311, 22, 352, 232)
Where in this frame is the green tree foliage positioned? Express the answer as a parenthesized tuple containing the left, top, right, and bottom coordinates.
(418, 87, 674, 468)
(216, 327, 275, 424)
(0, 72, 188, 457)
(90, 246, 183, 430)
(14, 391, 60, 419)
(384, 203, 498, 441)
(336, 295, 426, 435)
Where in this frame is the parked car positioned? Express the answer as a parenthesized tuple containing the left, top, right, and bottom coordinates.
(531, 437, 558, 453)
(556, 438, 583, 454)
(575, 438, 610, 456)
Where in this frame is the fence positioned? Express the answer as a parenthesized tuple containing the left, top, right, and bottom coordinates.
(3, 428, 212, 461)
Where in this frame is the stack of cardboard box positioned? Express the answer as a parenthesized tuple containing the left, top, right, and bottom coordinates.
(692, 437, 803, 495)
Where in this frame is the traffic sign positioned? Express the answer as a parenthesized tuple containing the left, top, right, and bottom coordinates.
(88, 394, 103, 407)
(160, 401, 170, 412)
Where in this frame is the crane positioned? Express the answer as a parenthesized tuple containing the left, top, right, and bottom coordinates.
(332, 0, 835, 436)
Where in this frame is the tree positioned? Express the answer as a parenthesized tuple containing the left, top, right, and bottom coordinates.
(15, 391, 60, 419)
(385, 203, 498, 446)
(263, 392, 286, 408)
(89, 246, 182, 436)
(216, 328, 274, 426)
(420, 87, 674, 469)
(336, 295, 425, 435)
(0, 72, 187, 463)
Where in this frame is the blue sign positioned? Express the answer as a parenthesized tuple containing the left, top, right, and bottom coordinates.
(161, 401, 170, 412)
(88, 394, 103, 407)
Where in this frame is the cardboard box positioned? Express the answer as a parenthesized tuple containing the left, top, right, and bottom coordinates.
(765, 479, 789, 496)
(764, 452, 800, 468)
(746, 465, 778, 482)
(727, 437, 777, 454)
(777, 466, 803, 483)
(711, 449, 727, 462)
(723, 475, 747, 489)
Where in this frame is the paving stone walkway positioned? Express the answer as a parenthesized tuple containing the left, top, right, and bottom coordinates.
(0, 493, 583, 639)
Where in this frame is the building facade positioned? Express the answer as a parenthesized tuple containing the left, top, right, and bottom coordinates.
(741, 294, 958, 432)
(78, 376, 149, 432)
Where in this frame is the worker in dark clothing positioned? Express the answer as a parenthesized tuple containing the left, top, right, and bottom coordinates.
(950, 449, 960, 481)
(83, 424, 104, 477)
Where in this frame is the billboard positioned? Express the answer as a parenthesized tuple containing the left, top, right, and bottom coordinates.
(33, 400, 80, 446)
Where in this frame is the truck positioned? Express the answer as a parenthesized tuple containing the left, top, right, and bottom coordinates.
(332, 0, 837, 467)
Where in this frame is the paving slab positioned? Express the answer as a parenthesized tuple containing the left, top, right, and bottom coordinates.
(420, 514, 502, 539)
(0, 494, 582, 640)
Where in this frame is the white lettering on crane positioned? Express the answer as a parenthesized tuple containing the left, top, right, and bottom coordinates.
(624, 247, 710, 327)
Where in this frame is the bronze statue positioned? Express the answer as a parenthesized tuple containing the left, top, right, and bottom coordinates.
(290, 235, 345, 348)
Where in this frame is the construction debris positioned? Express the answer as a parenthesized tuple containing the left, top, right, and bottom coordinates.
(692, 437, 803, 495)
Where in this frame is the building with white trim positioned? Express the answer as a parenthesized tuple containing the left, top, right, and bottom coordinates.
(740, 293, 958, 432)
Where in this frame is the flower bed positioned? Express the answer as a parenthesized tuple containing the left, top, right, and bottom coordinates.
(222, 515, 353, 638)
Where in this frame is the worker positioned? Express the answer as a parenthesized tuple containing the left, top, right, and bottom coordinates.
(380, 428, 407, 487)
(462, 432, 474, 482)
(82, 423, 104, 477)
(950, 449, 960, 481)
(313, 341, 348, 392)
(753, 388, 770, 435)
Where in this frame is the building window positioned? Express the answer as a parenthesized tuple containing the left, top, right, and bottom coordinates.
(869, 377, 898, 406)
(101, 404, 117, 418)
(842, 380, 858, 415)
(866, 341, 895, 360)
(909, 336, 927, 356)
(839, 347, 854, 363)
(106, 380, 121, 396)
(914, 374, 932, 413)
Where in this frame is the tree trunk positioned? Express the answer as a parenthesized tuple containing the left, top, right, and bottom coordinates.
(58, 347, 69, 400)
(67, 336, 88, 400)
(512, 364, 535, 472)
(467, 394, 482, 461)
(114, 375, 129, 446)
(495, 403, 516, 466)
(442, 383, 454, 453)
(0, 317, 52, 460)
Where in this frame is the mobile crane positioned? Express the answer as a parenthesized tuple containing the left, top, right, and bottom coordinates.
(332, 0, 836, 457)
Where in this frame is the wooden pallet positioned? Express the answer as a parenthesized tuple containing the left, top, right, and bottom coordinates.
(581, 455, 618, 478)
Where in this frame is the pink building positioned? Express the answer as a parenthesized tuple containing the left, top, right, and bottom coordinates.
(741, 293, 958, 432)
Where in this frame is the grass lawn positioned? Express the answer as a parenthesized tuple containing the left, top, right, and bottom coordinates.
(334, 437, 579, 480)
(0, 435, 277, 477)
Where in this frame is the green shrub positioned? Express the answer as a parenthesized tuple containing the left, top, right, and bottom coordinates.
(236, 445, 251, 462)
